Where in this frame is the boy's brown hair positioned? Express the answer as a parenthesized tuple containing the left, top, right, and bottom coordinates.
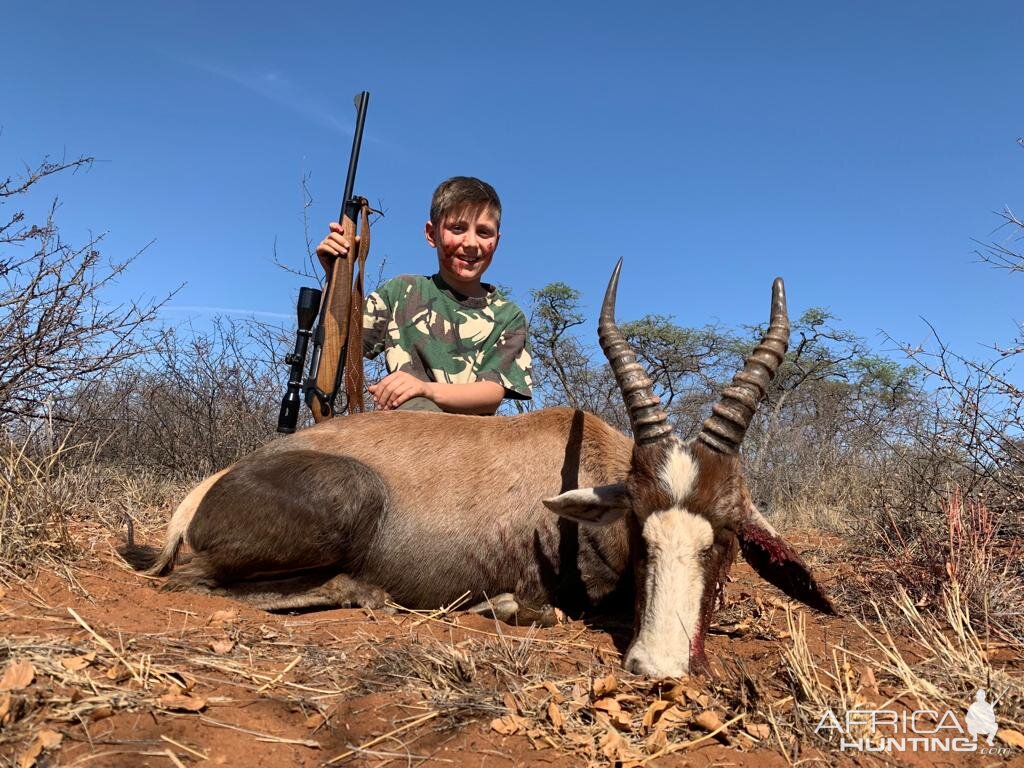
(429, 176, 502, 230)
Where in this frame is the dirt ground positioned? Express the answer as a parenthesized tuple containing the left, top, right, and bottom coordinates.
(1, 524, 1022, 768)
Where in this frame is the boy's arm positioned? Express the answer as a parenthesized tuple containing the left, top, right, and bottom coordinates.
(368, 373, 504, 414)
(425, 380, 504, 414)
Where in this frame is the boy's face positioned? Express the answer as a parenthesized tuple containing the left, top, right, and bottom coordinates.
(425, 206, 500, 295)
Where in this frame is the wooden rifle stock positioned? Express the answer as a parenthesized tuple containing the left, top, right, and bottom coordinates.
(307, 91, 371, 423)
(311, 200, 369, 421)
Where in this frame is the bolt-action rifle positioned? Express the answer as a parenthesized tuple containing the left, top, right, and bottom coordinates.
(277, 91, 371, 434)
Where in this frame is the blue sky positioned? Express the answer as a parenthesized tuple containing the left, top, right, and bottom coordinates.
(3, 2, 1022, 367)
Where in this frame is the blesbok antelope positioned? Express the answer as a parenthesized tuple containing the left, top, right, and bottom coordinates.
(122, 260, 835, 677)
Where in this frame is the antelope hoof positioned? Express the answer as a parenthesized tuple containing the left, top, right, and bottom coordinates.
(467, 593, 562, 627)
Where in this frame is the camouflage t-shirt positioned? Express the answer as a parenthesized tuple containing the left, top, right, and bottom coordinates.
(362, 274, 533, 400)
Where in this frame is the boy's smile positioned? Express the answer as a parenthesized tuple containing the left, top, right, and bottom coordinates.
(425, 207, 500, 298)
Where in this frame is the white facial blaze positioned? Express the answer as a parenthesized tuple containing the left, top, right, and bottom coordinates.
(625, 445, 712, 677)
(660, 443, 699, 503)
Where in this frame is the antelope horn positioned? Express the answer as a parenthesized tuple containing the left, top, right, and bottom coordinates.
(698, 278, 789, 455)
(598, 259, 673, 446)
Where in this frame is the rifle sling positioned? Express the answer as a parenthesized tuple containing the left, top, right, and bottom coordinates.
(310, 197, 371, 421)
(340, 200, 370, 413)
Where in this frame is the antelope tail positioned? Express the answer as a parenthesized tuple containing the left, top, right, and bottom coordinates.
(117, 468, 230, 577)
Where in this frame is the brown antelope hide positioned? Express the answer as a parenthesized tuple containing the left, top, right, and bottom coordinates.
(122, 260, 835, 678)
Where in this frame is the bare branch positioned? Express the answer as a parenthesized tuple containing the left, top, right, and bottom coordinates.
(0, 153, 168, 425)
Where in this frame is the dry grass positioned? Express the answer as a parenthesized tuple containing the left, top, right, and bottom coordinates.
(329, 576, 1019, 765)
(0, 593, 361, 765)
(943, 488, 1024, 630)
(3, 528, 1022, 767)
(777, 585, 1024, 755)
(2, 423, 1021, 765)
(0, 429, 80, 574)
(858, 587, 1024, 727)
(843, 484, 1024, 642)
(0, 426, 186, 581)
(342, 608, 811, 766)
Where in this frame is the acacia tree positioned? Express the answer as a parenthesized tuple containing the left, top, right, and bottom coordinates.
(888, 199, 1024, 515)
(0, 152, 169, 571)
(528, 282, 736, 431)
(527, 281, 924, 527)
(528, 283, 589, 408)
(621, 315, 734, 437)
(0, 154, 165, 426)
(738, 308, 921, 523)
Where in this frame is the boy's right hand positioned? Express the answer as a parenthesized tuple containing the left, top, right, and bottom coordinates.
(316, 222, 359, 271)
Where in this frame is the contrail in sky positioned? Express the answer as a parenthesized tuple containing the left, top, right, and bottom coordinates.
(160, 305, 291, 320)
(178, 57, 351, 135)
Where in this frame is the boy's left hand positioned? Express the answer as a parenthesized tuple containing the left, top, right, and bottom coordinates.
(369, 371, 432, 410)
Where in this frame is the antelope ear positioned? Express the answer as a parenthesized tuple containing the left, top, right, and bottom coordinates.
(738, 504, 838, 615)
(542, 483, 630, 525)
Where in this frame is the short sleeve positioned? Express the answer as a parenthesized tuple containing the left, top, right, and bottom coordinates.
(475, 310, 533, 400)
(362, 289, 390, 359)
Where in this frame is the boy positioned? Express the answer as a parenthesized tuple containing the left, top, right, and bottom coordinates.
(316, 176, 532, 414)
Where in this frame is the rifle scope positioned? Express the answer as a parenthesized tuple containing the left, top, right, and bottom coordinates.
(276, 286, 322, 433)
(277, 90, 370, 430)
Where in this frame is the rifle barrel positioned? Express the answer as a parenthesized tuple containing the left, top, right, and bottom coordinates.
(340, 91, 370, 221)
(303, 90, 371, 419)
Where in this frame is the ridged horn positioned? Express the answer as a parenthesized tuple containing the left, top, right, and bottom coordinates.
(698, 278, 789, 455)
(598, 259, 673, 446)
